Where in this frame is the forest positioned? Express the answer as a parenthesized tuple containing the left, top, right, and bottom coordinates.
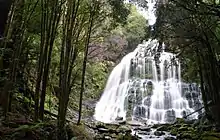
(0, 0, 220, 140)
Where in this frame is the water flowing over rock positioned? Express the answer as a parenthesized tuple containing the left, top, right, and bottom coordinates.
(94, 39, 202, 124)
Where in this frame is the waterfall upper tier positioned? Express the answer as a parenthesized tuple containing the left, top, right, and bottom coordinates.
(94, 39, 202, 124)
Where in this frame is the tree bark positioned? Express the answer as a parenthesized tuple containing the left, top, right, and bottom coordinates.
(77, 3, 96, 125)
(0, 0, 12, 36)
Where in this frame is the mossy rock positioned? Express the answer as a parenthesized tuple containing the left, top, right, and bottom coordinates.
(164, 136, 176, 140)
(177, 133, 192, 139)
(173, 124, 181, 128)
(96, 122, 107, 129)
(67, 124, 92, 140)
(157, 124, 171, 131)
(175, 118, 185, 124)
(201, 132, 220, 140)
(177, 131, 198, 140)
(117, 125, 131, 133)
(117, 133, 138, 140)
(151, 124, 161, 129)
(201, 136, 220, 140)
(178, 126, 189, 131)
(170, 128, 178, 136)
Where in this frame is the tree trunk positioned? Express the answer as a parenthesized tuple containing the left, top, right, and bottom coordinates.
(0, 0, 12, 36)
(77, 3, 96, 125)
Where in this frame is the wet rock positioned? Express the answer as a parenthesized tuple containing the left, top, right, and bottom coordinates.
(95, 134, 104, 139)
(135, 90, 143, 105)
(157, 125, 170, 131)
(188, 100, 193, 108)
(164, 136, 176, 140)
(178, 126, 188, 131)
(117, 125, 131, 133)
(97, 128, 109, 133)
(154, 131, 165, 136)
(127, 120, 142, 126)
(170, 128, 177, 136)
(151, 124, 160, 129)
(201, 132, 220, 140)
(137, 131, 150, 135)
(175, 118, 185, 124)
(118, 120, 126, 125)
(165, 109, 176, 123)
(108, 128, 117, 134)
(96, 122, 107, 129)
(133, 106, 146, 118)
(104, 135, 112, 139)
(135, 126, 151, 132)
(143, 96, 151, 107)
(115, 117, 126, 124)
(115, 116, 123, 121)
(192, 92, 199, 98)
(117, 133, 139, 140)
(185, 92, 191, 99)
(184, 119, 196, 124)
(164, 92, 172, 109)
(176, 133, 192, 139)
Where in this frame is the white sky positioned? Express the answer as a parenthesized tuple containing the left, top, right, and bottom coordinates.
(124, 0, 157, 26)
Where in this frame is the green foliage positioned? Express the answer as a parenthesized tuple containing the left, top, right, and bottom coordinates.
(121, 5, 147, 51)
(85, 61, 108, 98)
(108, 0, 130, 25)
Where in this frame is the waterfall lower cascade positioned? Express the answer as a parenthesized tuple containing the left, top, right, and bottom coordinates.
(94, 39, 202, 124)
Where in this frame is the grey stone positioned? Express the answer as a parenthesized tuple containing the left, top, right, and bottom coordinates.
(164, 109, 176, 123)
(133, 106, 146, 118)
(154, 131, 165, 136)
(143, 96, 151, 107)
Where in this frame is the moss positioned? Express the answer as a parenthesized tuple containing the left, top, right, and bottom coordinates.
(175, 118, 185, 124)
(67, 124, 93, 140)
(117, 125, 131, 133)
(202, 136, 220, 140)
(201, 132, 220, 140)
(117, 133, 138, 140)
(177, 132, 193, 139)
(178, 126, 189, 131)
(170, 128, 178, 136)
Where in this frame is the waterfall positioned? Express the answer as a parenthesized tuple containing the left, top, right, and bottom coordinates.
(94, 39, 202, 124)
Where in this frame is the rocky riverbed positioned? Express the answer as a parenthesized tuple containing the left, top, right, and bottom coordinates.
(88, 117, 220, 140)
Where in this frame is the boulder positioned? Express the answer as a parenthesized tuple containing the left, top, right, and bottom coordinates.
(154, 131, 165, 136)
(127, 120, 142, 126)
(115, 116, 123, 121)
(164, 136, 176, 140)
(134, 126, 151, 132)
(97, 128, 109, 133)
(117, 125, 131, 133)
(137, 131, 150, 135)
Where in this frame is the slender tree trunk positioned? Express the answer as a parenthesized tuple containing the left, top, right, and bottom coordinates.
(39, 0, 62, 120)
(34, 0, 47, 121)
(77, 4, 96, 125)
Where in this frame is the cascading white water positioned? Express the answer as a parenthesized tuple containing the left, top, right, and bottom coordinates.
(94, 0, 202, 124)
(94, 39, 202, 124)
